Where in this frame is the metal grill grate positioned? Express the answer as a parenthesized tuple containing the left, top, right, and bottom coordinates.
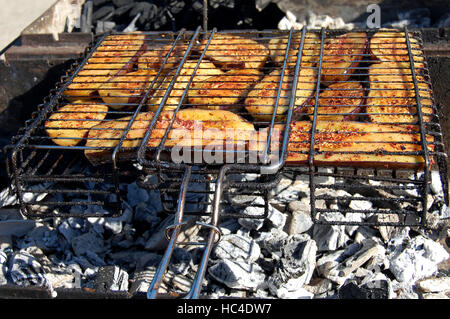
(6, 26, 449, 298)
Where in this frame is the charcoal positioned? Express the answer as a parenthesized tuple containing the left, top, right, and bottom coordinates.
(0, 220, 38, 237)
(208, 259, 265, 291)
(96, 21, 117, 33)
(93, 0, 110, 7)
(114, 3, 134, 17)
(169, 247, 192, 276)
(113, 0, 135, 7)
(275, 286, 314, 299)
(323, 239, 384, 286)
(168, 0, 185, 15)
(71, 229, 104, 257)
(92, 5, 115, 23)
(238, 197, 286, 231)
(313, 218, 350, 252)
(212, 234, 261, 262)
(0, 250, 7, 286)
(7, 249, 50, 289)
(129, 2, 158, 25)
(288, 199, 313, 235)
(268, 234, 317, 297)
(191, 0, 203, 13)
(93, 265, 129, 292)
(338, 280, 390, 299)
(19, 225, 60, 253)
(127, 182, 150, 207)
(209, 0, 235, 9)
(417, 277, 450, 293)
(387, 234, 449, 282)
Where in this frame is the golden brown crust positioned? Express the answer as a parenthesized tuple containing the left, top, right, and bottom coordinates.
(268, 32, 320, 67)
(299, 82, 364, 121)
(197, 34, 269, 70)
(84, 109, 257, 165)
(366, 61, 434, 124)
(45, 102, 108, 146)
(188, 68, 262, 111)
(137, 43, 189, 73)
(245, 68, 316, 121)
(282, 121, 434, 168)
(370, 30, 423, 63)
(321, 32, 367, 84)
(147, 60, 225, 112)
(98, 70, 158, 108)
(64, 34, 146, 101)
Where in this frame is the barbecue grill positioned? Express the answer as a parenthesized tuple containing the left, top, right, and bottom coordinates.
(5, 25, 449, 299)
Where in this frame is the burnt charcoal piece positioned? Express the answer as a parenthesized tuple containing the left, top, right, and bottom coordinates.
(93, 0, 110, 7)
(129, 2, 158, 25)
(113, 0, 135, 7)
(338, 281, 389, 299)
(92, 5, 115, 23)
(115, 3, 134, 17)
(168, 0, 185, 15)
(93, 266, 129, 293)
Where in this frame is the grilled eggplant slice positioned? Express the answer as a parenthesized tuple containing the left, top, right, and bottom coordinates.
(281, 121, 434, 168)
(197, 34, 269, 70)
(85, 109, 256, 165)
(245, 68, 316, 121)
(137, 44, 189, 73)
(268, 32, 320, 67)
(64, 34, 146, 101)
(45, 102, 108, 146)
(188, 69, 262, 111)
(98, 70, 158, 108)
(299, 82, 364, 121)
(321, 32, 367, 85)
(64, 69, 112, 102)
(370, 30, 423, 63)
(366, 61, 433, 124)
(84, 34, 146, 73)
(147, 60, 225, 112)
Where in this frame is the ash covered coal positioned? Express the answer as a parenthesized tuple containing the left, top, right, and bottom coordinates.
(0, 169, 449, 299)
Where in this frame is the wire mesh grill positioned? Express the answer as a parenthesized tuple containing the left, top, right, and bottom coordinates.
(5, 26, 449, 300)
(6, 27, 448, 224)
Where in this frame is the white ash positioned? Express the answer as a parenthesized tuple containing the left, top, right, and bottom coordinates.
(278, 10, 355, 30)
(208, 259, 266, 291)
(0, 170, 449, 300)
(238, 197, 286, 231)
(212, 234, 260, 262)
(386, 234, 449, 283)
(267, 234, 317, 298)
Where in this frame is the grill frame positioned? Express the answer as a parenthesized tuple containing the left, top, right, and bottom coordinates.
(6, 26, 448, 224)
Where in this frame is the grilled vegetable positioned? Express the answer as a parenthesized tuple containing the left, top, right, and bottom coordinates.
(84, 109, 256, 165)
(197, 34, 269, 70)
(45, 102, 108, 146)
(137, 43, 189, 73)
(245, 68, 316, 121)
(298, 82, 364, 121)
(321, 32, 367, 84)
(281, 121, 434, 168)
(98, 70, 158, 108)
(84, 34, 146, 73)
(366, 61, 433, 124)
(64, 34, 146, 101)
(188, 69, 262, 111)
(370, 30, 423, 63)
(268, 32, 320, 67)
(147, 60, 225, 112)
(64, 69, 112, 102)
